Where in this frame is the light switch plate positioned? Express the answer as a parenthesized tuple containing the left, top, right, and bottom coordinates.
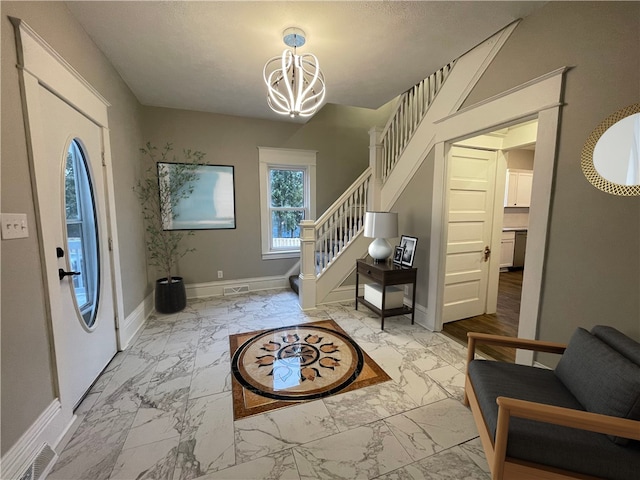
(1, 213, 29, 239)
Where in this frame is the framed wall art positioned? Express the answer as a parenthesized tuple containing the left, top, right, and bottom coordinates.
(159, 162, 236, 230)
(399, 235, 418, 267)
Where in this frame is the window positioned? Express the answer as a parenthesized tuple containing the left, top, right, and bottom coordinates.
(258, 147, 316, 259)
(65, 139, 100, 327)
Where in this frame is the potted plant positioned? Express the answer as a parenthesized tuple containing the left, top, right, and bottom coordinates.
(134, 142, 205, 313)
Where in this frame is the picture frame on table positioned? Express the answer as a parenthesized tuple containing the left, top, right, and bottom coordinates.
(393, 246, 404, 265)
(399, 235, 418, 267)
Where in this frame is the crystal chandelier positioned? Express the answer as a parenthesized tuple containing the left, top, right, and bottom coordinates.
(263, 27, 326, 118)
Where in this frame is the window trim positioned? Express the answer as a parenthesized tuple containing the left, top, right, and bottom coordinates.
(258, 147, 316, 260)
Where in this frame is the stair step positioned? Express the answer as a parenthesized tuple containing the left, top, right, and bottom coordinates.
(289, 275, 300, 295)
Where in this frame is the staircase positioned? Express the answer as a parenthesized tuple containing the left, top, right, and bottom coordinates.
(289, 274, 300, 294)
(294, 23, 519, 310)
(291, 62, 455, 306)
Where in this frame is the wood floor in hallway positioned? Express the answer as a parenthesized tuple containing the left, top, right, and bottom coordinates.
(443, 270, 522, 362)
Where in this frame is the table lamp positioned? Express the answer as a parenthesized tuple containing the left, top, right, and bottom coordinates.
(363, 211, 398, 262)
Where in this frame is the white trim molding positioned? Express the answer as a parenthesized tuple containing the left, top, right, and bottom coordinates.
(0, 400, 63, 480)
(120, 292, 154, 349)
(318, 284, 359, 305)
(426, 68, 568, 367)
(9, 18, 110, 125)
(411, 302, 431, 331)
(186, 275, 290, 299)
(380, 22, 520, 212)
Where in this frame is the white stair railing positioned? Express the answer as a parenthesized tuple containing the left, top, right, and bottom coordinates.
(299, 60, 457, 309)
(381, 61, 456, 181)
(313, 168, 371, 274)
(299, 168, 371, 309)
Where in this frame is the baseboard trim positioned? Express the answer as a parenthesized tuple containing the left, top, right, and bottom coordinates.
(119, 291, 154, 350)
(412, 303, 431, 331)
(0, 400, 64, 480)
(318, 284, 357, 305)
(186, 275, 288, 299)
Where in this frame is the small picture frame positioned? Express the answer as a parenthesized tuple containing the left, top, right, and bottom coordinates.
(393, 246, 404, 265)
(400, 235, 418, 267)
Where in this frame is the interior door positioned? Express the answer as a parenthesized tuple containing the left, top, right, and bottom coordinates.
(443, 146, 498, 323)
(34, 86, 117, 409)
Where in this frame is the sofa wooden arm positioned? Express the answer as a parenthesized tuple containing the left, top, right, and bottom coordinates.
(496, 396, 640, 441)
(492, 396, 640, 479)
(466, 332, 567, 366)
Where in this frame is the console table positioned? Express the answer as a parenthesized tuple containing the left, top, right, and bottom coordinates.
(355, 258, 417, 330)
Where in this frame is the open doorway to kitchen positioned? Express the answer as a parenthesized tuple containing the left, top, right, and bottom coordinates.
(442, 121, 536, 362)
(443, 270, 522, 361)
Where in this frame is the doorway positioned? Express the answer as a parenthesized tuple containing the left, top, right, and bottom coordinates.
(443, 270, 522, 361)
(443, 124, 537, 362)
(429, 111, 554, 366)
(12, 17, 123, 424)
(423, 67, 565, 366)
(441, 123, 535, 360)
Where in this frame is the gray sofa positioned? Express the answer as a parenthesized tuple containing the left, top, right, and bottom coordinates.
(465, 325, 640, 480)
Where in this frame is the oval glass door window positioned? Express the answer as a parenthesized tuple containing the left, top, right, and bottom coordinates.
(64, 139, 100, 328)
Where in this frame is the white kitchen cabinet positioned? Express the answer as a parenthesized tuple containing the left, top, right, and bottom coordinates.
(500, 231, 515, 268)
(504, 169, 533, 207)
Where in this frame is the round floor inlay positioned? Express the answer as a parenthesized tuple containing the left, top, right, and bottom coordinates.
(231, 325, 364, 401)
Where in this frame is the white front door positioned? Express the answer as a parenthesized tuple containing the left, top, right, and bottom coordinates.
(443, 146, 498, 323)
(34, 87, 117, 409)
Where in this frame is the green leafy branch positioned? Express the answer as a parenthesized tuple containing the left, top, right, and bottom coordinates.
(133, 142, 205, 283)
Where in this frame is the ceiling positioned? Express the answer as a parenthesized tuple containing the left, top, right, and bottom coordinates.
(66, 1, 545, 123)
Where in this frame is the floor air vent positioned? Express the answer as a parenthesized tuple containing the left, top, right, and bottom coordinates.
(18, 443, 56, 480)
(223, 285, 249, 296)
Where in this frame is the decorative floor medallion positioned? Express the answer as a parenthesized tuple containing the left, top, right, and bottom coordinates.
(230, 319, 391, 419)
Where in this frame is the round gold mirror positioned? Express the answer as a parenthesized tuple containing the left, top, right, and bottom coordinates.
(581, 103, 640, 196)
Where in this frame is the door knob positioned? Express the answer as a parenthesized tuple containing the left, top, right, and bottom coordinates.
(59, 268, 81, 280)
(483, 246, 491, 262)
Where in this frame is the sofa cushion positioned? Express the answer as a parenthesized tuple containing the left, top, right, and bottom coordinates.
(555, 327, 640, 445)
(591, 325, 640, 366)
(469, 360, 640, 480)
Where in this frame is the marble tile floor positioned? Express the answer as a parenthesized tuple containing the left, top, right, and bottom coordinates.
(48, 289, 490, 480)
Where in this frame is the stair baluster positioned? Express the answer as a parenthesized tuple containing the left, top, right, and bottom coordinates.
(298, 59, 456, 307)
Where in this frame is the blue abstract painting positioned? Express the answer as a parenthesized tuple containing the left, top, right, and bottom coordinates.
(162, 163, 236, 230)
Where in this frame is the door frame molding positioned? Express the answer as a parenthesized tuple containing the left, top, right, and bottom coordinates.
(427, 67, 567, 365)
(11, 16, 125, 422)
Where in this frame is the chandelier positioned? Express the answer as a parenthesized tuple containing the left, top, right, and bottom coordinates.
(263, 27, 326, 118)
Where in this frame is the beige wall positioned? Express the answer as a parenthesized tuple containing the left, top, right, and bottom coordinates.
(506, 149, 534, 170)
(141, 103, 390, 284)
(391, 149, 435, 308)
(1, 2, 146, 454)
(284, 102, 393, 213)
(0, 2, 388, 452)
(465, 2, 640, 362)
(4, 0, 637, 458)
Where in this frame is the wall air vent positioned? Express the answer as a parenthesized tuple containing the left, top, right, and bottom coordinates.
(18, 443, 56, 480)
(223, 285, 249, 296)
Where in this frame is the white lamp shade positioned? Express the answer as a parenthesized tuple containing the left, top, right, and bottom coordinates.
(364, 212, 398, 239)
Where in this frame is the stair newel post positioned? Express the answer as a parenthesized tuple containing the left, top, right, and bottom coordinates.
(369, 126, 384, 209)
(299, 220, 317, 310)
